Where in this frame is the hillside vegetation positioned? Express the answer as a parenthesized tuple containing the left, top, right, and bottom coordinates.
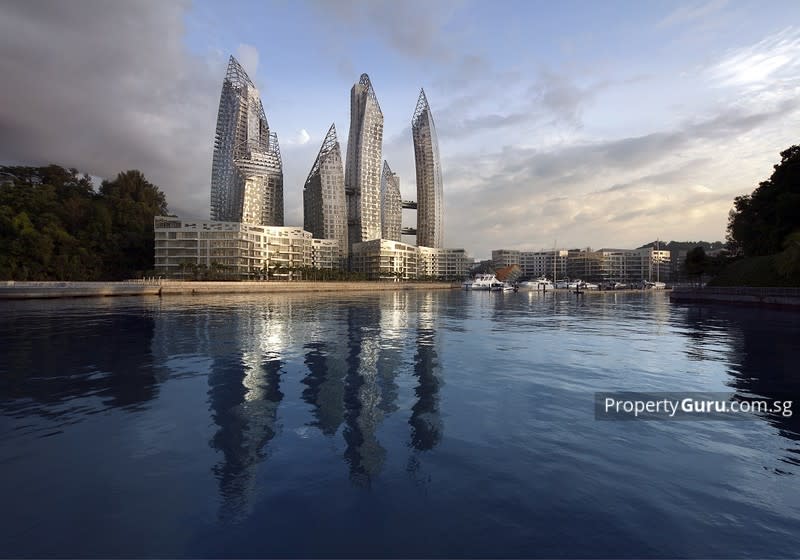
(0, 165, 169, 280)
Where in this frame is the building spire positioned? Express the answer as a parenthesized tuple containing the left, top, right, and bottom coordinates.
(306, 123, 339, 185)
(412, 88, 431, 126)
(225, 55, 256, 89)
(359, 73, 382, 115)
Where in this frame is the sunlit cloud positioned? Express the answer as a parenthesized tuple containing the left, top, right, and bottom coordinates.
(709, 27, 800, 88)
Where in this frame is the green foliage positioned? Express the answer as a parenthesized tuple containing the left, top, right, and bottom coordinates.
(706, 255, 800, 287)
(774, 231, 800, 281)
(727, 145, 800, 257)
(0, 165, 169, 280)
(684, 246, 707, 285)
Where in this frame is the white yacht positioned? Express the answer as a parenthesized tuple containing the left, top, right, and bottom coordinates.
(463, 273, 504, 291)
(518, 276, 553, 291)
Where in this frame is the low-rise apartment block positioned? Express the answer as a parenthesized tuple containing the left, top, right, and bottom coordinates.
(493, 246, 671, 283)
(154, 217, 336, 279)
(352, 239, 471, 281)
(492, 249, 568, 279)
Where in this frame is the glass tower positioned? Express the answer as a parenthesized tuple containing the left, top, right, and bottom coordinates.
(381, 161, 402, 242)
(412, 89, 443, 248)
(211, 56, 283, 226)
(345, 74, 384, 253)
(304, 123, 348, 263)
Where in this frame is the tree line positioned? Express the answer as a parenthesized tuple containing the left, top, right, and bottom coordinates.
(684, 145, 800, 286)
(0, 165, 168, 280)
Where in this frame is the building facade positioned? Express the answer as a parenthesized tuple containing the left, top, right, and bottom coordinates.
(351, 239, 419, 281)
(418, 247, 471, 280)
(624, 248, 671, 283)
(381, 161, 402, 242)
(345, 73, 384, 253)
(352, 240, 471, 281)
(412, 89, 444, 248)
(492, 249, 568, 279)
(565, 248, 672, 283)
(310, 238, 342, 271)
(303, 123, 347, 266)
(154, 217, 318, 279)
(210, 56, 283, 226)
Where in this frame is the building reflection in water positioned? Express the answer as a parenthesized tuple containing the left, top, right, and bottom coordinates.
(409, 292, 443, 451)
(342, 298, 388, 485)
(205, 302, 289, 522)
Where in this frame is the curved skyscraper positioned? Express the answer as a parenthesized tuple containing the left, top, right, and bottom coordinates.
(345, 74, 384, 252)
(304, 123, 348, 262)
(381, 161, 401, 242)
(412, 89, 444, 248)
(211, 56, 283, 226)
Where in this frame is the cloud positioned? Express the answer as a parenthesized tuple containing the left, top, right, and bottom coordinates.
(658, 0, 729, 28)
(287, 129, 311, 146)
(441, 100, 799, 256)
(530, 70, 592, 127)
(433, 69, 612, 141)
(708, 27, 800, 88)
(235, 43, 260, 78)
(307, 0, 460, 60)
(0, 0, 221, 219)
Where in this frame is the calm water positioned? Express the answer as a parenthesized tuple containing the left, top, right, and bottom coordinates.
(1, 290, 799, 558)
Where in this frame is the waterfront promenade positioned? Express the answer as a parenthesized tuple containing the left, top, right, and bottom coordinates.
(0, 280, 457, 300)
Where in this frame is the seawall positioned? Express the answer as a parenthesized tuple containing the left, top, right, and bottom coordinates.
(670, 287, 800, 309)
(0, 280, 457, 300)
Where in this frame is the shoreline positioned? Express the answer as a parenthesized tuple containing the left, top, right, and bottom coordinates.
(0, 280, 458, 300)
(669, 287, 800, 310)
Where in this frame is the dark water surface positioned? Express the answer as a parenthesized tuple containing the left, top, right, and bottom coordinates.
(1, 290, 799, 558)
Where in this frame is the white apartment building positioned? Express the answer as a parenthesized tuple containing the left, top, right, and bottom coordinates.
(493, 249, 568, 278)
(494, 246, 671, 283)
(310, 238, 343, 270)
(351, 239, 419, 281)
(351, 240, 471, 281)
(154, 217, 326, 279)
(418, 247, 471, 280)
(624, 248, 671, 283)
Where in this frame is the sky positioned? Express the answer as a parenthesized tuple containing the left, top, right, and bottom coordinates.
(1, 0, 799, 259)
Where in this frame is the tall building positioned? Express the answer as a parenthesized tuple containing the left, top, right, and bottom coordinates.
(210, 56, 283, 226)
(304, 123, 348, 263)
(345, 73, 384, 253)
(381, 161, 402, 242)
(412, 89, 444, 248)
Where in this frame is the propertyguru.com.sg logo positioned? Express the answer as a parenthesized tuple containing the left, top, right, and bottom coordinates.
(595, 392, 794, 420)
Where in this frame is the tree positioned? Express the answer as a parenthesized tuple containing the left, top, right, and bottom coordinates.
(727, 145, 800, 257)
(685, 246, 707, 286)
(0, 165, 170, 280)
(99, 170, 169, 279)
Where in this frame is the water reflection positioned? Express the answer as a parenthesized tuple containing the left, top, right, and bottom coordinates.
(209, 350, 283, 522)
(409, 292, 443, 451)
(0, 303, 159, 423)
(214, 303, 292, 522)
(677, 304, 800, 469)
(342, 300, 388, 485)
(302, 341, 345, 436)
(299, 291, 443, 486)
